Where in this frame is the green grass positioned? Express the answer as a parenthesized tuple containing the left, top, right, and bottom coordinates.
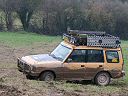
(0, 32, 61, 47)
(121, 40, 128, 82)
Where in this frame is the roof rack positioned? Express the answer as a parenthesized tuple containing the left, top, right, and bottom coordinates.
(69, 30, 106, 35)
(63, 30, 121, 48)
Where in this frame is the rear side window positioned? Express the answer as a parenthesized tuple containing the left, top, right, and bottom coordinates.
(106, 51, 119, 63)
(87, 50, 104, 62)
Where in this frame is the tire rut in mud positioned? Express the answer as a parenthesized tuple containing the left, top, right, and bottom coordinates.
(0, 84, 23, 96)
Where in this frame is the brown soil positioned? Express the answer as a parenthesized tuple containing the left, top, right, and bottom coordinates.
(0, 84, 22, 96)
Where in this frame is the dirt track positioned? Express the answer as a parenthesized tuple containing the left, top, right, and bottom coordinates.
(0, 44, 128, 96)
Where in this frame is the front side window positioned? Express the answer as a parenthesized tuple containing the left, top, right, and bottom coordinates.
(51, 44, 72, 61)
(87, 50, 104, 62)
(106, 51, 119, 63)
(67, 50, 87, 62)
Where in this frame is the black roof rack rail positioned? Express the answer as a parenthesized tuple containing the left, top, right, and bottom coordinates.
(69, 30, 106, 35)
(63, 30, 121, 48)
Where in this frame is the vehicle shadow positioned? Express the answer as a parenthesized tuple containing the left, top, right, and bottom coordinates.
(26, 75, 38, 80)
(66, 79, 127, 87)
(66, 80, 93, 85)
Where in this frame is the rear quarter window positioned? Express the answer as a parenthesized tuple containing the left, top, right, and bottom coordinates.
(106, 51, 119, 63)
(87, 50, 104, 62)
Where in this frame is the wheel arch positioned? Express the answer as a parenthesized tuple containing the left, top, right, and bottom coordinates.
(94, 71, 112, 80)
(39, 70, 56, 79)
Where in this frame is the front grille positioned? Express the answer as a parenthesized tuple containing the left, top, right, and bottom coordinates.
(24, 63, 30, 71)
(17, 59, 30, 72)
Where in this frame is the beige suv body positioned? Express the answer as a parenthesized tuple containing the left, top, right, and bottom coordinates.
(18, 41, 125, 85)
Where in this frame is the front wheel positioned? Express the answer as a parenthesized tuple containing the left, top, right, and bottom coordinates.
(39, 71, 55, 81)
(95, 72, 111, 86)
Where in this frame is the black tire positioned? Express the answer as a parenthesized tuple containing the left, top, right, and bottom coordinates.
(95, 72, 111, 86)
(39, 71, 55, 81)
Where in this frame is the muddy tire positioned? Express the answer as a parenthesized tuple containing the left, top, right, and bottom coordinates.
(95, 72, 110, 86)
(39, 71, 55, 81)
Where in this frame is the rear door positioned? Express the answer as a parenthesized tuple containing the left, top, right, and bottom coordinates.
(84, 49, 104, 80)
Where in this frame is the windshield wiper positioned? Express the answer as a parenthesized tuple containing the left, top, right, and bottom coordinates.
(55, 57, 63, 61)
(50, 54, 63, 61)
(50, 54, 58, 59)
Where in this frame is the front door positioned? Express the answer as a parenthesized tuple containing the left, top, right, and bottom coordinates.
(63, 49, 87, 80)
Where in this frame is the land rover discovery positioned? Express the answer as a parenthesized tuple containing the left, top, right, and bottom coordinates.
(17, 30, 125, 86)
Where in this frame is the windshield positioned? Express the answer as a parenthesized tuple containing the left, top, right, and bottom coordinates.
(50, 44, 72, 61)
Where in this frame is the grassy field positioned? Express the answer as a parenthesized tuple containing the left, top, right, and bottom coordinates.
(121, 41, 128, 82)
(0, 31, 128, 96)
(0, 32, 61, 47)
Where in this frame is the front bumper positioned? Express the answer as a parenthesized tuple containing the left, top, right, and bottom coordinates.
(17, 58, 30, 72)
(17, 58, 39, 77)
(121, 70, 125, 77)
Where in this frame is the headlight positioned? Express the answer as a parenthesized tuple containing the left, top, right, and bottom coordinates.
(31, 65, 36, 72)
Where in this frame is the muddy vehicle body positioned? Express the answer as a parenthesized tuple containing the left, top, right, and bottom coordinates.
(17, 30, 125, 86)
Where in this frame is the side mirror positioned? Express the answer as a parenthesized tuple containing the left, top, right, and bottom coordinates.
(67, 58, 72, 63)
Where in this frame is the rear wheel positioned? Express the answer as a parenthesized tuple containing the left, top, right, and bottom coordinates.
(39, 71, 55, 81)
(95, 72, 111, 86)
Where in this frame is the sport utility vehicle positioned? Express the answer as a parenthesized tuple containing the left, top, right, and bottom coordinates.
(17, 30, 125, 86)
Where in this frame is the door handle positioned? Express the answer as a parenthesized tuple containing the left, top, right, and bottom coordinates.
(99, 65, 103, 68)
(81, 65, 85, 67)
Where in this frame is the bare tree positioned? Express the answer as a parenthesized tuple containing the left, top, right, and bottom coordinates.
(40, 0, 86, 34)
(15, 0, 42, 31)
(0, 0, 15, 31)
